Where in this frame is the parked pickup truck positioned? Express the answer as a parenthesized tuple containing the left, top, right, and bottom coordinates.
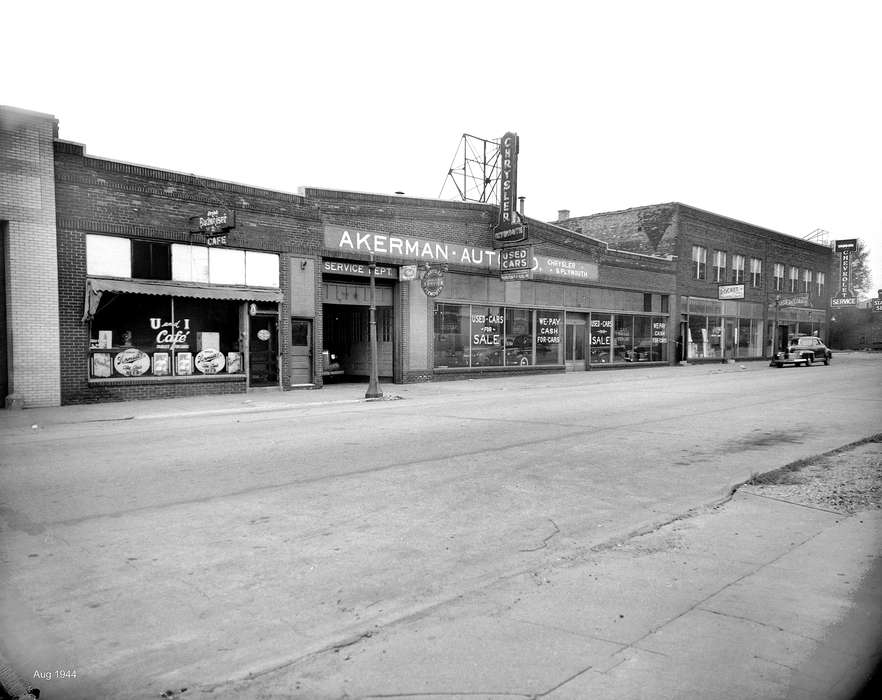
(771, 336, 832, 368)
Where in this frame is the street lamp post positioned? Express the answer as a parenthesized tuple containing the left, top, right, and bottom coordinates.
(365, 255, 383, 399)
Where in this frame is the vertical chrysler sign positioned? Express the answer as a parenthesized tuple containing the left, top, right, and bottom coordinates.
(496, 132, 520, 234)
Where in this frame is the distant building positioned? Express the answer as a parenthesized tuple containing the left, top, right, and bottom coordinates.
(554, 204, 834, 362)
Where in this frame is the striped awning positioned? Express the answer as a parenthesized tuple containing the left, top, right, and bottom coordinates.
(83, 277, 282, 320)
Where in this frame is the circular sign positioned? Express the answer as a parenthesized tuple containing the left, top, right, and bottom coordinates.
(113, 348, 150, 377)
(195, 348, 226, 374)
(420, 268, 445, 297)
(257, 329, 271, 341)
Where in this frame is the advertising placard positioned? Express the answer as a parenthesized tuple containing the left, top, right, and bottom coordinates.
(499, 246, 533, 272)
(834, 239, 858, 252)
(718, 283, 745, 300)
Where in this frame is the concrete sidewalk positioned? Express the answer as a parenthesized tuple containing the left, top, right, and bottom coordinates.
(0, 360, 773, 430)
(220, 493, 882, 700)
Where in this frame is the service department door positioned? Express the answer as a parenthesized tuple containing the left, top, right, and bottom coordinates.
(565, 314, 587, 371)
(290, 319, 312, 385)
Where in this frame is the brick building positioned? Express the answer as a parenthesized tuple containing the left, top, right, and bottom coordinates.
(3, 106, 687, 406)
(554, 203, 834, 362)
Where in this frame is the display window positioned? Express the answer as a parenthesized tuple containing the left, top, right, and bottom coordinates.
(88, 293, 243, 379)
(433, 303, 562, 369)
(589, 313, 612, 364)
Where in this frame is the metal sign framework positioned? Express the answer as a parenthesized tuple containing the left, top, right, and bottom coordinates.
(439, 133, 502, 205)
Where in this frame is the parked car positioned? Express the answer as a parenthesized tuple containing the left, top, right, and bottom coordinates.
(771, 336, 832, 368)
(788, 336, 832, 365)
(322, 350, 344, 377)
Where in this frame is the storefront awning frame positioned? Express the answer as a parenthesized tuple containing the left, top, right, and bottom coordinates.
(83, 276, 283, 321)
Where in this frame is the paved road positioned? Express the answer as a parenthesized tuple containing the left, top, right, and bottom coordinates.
(1, 356, 880, 698)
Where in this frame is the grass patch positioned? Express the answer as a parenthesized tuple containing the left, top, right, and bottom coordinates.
(746, 433, 882, 486)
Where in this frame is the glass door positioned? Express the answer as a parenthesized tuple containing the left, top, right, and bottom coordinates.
(565, 314, 587, 371)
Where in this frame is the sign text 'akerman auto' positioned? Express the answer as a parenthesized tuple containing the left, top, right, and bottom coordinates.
(323, 225, 599, 282)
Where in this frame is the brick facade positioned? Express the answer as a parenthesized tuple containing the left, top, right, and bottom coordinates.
(556, 203, 834, 361)
(0, 106, 62, 407)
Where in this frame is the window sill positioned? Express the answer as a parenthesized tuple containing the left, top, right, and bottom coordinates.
(88, 374, 246, 387)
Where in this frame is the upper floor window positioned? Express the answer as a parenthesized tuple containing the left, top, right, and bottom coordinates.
(692, 245, 707, 280)
(749, 258, 762, 288)
(712, 250, 727, 283)
(773, 263, 785, 291)
(816, 271, 826, 298)
(801, 269, 812, 293)
(788, 266, 799, 293)
(731, 254, 745, 284)
(132, 240, 172, 280)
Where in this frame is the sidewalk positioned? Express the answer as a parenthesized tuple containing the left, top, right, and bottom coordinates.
(224, 492, 882, 700)
(0, 359, 773, 430)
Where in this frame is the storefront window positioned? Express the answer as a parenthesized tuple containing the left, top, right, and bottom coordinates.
(651, 317, 668, 361)
(737, 318, 763, 357)
(535, 310, 562, 365)
(589, 313, 612, 364)
(613, 315, 633, 363)
(470, 305, 504, 367)
(433, 303, 469, 368)
(688, 315, 708, 359)
(504, 308, 532, 366)
(89, 294, 243, 378)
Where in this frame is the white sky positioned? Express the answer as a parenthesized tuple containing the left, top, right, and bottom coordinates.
(4, 0, 881, 294)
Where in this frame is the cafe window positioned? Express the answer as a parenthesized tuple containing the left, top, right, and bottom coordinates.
(88, 293, 243, 379)
(731, 254, 745, 284)
(692, 245, 707, 280)
(132, 240, 172, 280)
(712, 250, 727, 283)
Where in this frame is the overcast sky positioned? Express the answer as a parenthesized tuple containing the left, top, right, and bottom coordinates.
(5, 0, 881, 294)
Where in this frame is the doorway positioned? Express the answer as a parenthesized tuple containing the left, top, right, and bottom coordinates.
(290, 318, 313, 385)
(249, 314, 278, 386)
(565, 314, 587, 371)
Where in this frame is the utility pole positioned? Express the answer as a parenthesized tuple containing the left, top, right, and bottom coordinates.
(365, 255, 383, 399)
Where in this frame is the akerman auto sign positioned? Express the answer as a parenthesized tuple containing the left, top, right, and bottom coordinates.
(324, 225, 500, 269)
(323, 225, 598, 282)
(718, 284, 745, 300)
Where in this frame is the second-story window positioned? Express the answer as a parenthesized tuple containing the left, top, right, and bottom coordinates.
(692, 245, 707, 280)
(731, 254, 745, 284)
(816, 271, 825, 298)
(749, 258, 762, 288)
(801, 269, 812, 293)
(773, 263, 785, 291)
(712, 250, 727, 282)
(789, 266, 799, 293)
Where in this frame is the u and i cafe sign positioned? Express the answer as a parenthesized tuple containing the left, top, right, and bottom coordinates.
(189, 208, 236, 246)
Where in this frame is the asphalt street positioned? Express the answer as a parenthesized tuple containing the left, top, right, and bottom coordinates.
(1, 355, 880, 698)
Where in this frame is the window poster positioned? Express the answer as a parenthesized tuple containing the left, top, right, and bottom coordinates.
(176, 352, 193, 375)
(152, 352, 170, 376)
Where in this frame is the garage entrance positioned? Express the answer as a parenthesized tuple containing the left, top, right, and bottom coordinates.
(322, 281, 394, 382)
